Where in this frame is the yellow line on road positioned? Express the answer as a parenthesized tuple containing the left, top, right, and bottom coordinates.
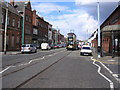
(91, 57, 118, 65)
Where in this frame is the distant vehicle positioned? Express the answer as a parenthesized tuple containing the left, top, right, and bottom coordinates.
(21, 44, 37, 53)
(58, 44, 62, 48)
(78, 44, 82, 50)
(33, 43, 40, 49)
(80, 45, 92, 56)
(66, 33, 78, 50)
(54, 44, 59, 48)
(41, 43, 51, 50)
(50, 44, 55, 49)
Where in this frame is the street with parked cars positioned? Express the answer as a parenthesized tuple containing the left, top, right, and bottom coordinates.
(1, 1, 120, 89)
(1, 45, 119, 89)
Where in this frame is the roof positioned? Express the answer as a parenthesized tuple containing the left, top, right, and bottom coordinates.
(14, 1, 30, 12)
(1, 2, 20, 15)
(101, 5, 120, 29)
(102, 25, 120, 32)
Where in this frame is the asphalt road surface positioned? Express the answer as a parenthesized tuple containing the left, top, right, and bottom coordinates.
(2, 48, 119, 89)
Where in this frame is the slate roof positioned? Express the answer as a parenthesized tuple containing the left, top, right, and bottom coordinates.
(1, 1, 20, 15)
(14, 1, 29, 13)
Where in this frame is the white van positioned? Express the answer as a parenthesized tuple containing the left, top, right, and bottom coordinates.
(41, 43, 51, 50)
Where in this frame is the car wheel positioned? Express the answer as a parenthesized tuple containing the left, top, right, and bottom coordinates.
(80, 53, 82, 55)
(90, 53, 92, 56)
(35, 50, 37, 53)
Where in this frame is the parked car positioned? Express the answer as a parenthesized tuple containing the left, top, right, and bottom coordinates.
(21, 44, 37, 53)
(50, 44, 55, 49)
(80, 45, 92, 56)
(41, 43, 51, 50)
(33, 43, 40, 49)
(54, 44, 59, 48)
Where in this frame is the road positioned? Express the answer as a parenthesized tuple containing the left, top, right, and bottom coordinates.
(1, 48, 119, 89)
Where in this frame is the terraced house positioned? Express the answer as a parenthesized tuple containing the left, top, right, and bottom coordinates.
(32, 10, 52, 48)
(1, 1, 22, 51)
(13, 0, 33, 44)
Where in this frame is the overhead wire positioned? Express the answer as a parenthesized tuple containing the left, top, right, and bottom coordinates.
(54, 4, 70, 27)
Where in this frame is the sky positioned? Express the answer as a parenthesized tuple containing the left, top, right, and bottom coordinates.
(4, 0, 120, 40)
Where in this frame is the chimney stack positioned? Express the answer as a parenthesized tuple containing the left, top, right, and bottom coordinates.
(33, 10, 36, 15)
(10, 0, 14, 6)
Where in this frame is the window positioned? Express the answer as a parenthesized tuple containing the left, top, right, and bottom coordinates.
(17, 20, 20, 28)
(37, 22, 39, 26)
(29, 17, 31, 22)
(12, 18, 15, 26)
(112, 17, 118, 24)
(26, 15, 29, 21)
(16, 36, 20, 44)
(2, 14, 4, 24)
(25, 24, 30, 34)
(11, 34, 14, 47)
(7, 17, 10, 25)
(33, 28, 38, 35)
(82, 47, 91, 50)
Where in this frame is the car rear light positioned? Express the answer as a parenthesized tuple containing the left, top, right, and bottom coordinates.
(28, 48, 30, 50)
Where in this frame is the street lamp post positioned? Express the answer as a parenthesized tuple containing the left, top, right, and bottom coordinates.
(97, 2, 101, 58)
(4, 2, 8, 54)
(22, 4, 25, 45)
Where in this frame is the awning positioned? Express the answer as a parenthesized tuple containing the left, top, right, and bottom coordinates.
(102, 25, 120, 32)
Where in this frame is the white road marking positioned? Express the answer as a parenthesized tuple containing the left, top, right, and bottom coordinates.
(113, 74, 118, 78)
(92, 61, 114, 90)
(0, 66, 11, 74)
(91, 58, 114, 90)
(0, 50, 66, 74)
(48, 55, 53, 56)
(99, 61, 113, 74)
(91, 57, 120, 83)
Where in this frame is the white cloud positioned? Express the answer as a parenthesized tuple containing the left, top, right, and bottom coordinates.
(75, 0, 120, 5)
(31, 2, 99, 40)
(48, 10, 98, 40)
(32, 3, 69, 14)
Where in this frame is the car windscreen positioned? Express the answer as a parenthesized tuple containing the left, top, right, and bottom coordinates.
(22, 45, 29, 47)
(82, 47, 91, 50)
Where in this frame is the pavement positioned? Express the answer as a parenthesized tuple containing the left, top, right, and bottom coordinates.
(93, 51, 119, 65)
(0, 51, 21, 55)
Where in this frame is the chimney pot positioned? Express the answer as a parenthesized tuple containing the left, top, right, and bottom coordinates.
(10, 0, 14, 6)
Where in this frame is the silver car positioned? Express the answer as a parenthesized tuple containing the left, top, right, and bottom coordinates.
(21, 44, 37, 53)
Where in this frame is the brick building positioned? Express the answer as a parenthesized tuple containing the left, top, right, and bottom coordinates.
(52, 28, 56, 44)
(1, 2, 22, 51)
(14, 0, 33, 44)
(52, 29, 58, 44)
(0, 0, 2, 51)
(48, 24, 52, 45)
(37, 17, 49, 43)
(60, 34, 66, 44)
(92, 4, 120, 56)
(101, 5, 120, 56)
(32, 10, 50, 47)
(32, 10, 40, 47)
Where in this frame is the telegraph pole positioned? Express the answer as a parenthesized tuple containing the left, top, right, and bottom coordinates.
(97, 2, 101, 58)
(4, 2, 8, 54)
